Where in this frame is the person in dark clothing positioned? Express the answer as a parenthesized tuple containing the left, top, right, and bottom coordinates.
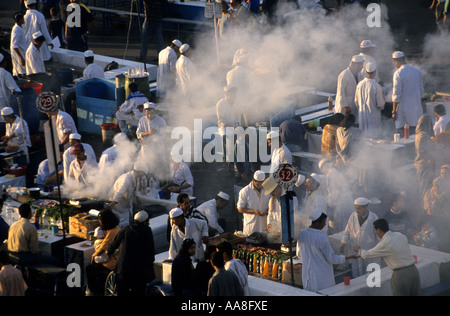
(171, 238, 198, 296)
(279, 115, 307, 152)
(65, 0, 94, 52)
(137, 0, 165, 63)
(49, 7, 65, 49)
(195, 245, 216, 296)
(383, 193, 417, 241)
(0, 199, 8, 247)
(106, 210, 155, 296)
(207, 251, 244, 296)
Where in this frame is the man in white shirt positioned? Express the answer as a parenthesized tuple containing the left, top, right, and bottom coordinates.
(267, 130, 292, 176)
(157, 39, 181, 99)
(67, 143, 98, 188)
(167, 207, 209, 262)
(0, 55, 21, 110)
(82, 50, 105, 80)
(237, 170, 270, 236)
(391, 51, 424, 137)
(304, 174, 329, 234)
(116, 82, 148, 132)
(358, 40, 380, 82)
(297, 210, 356, 292)
(25, 32, 48, 76)
(63, 133, 96, 182)
(339, 197, 380, 278)
(334, 55, 364, 118)
(354, 218, 421, 296)
(433, 103, 450, 136)
(1, 107, 31, 154)
(196, 191, 230, 236)
(23, 0, 54, 62)
(354, 63, 385, 138)
(47, 109, 78, 149)
(10, 12, 28, 77)
(136, 102, 166, 144)
(217, 240, 250, 296)
(176, 43, 195, 100)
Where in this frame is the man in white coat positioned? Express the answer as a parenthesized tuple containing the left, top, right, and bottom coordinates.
(82, 50, 105, 80)
(116, 82, 148, 132)
(0, 55, 21, 111)
(156, 39, 181, 99)
(107, 166, 147, 227)
(167, 207, 209, 262)
(391, 51, 424, 137)
(339, 197, 380, 278)
(25, 31, 46, 75)
(334, 55, 364, 119)
(67, 143, 98, 188)
(1, 107, 31, 154)
(23, 0, 54, 62)
(358, 40, 380, 82)
(267, 130, 292, 176)
(196, 191, 230, 236)
(47, 108, 78, 149)
(297, 210, 356, 292)
(355, 63, 385, 138)
(63, 133, 96, 182)
(237, 170, 270, 236)
(304, 174, 329, 234)
(175, 44, 195, 100)
(10, 12, 28, 77)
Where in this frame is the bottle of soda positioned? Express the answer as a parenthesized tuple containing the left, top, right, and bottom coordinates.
(404, 123, 409, 139)
(328, 94, 333, 111)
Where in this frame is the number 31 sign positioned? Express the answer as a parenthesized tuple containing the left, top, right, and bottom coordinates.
(273, 164, 298, 191)
(36, 91, 58, 113)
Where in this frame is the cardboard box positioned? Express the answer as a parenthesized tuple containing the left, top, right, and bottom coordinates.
(208, 232, 246, 246)
(282, 259, 303, 287)
(69, 212, 99, 239)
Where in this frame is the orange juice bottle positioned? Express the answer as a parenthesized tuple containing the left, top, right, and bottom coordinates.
(272, 259, 278, 278)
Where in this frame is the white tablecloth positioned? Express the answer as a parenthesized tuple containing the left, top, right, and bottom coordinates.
(65, 240, 96, 287)
(0, 176, 26, 190)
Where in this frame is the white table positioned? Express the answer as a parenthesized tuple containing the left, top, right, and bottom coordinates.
(150, 214, 170, 254)
(37, 229, 65, 256)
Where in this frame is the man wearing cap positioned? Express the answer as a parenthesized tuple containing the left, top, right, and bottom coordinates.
(25, 32, 47, 75)
(136, 102, 166, 144)
(267, 130, 292, 176)
(354, 62, 385, 138)
(82, 50, 104, 80)
(304, 174, 328, 234)
(65, 0, 94, 52)
(1, 107, 31, 154)
(10, 12, 28, 78)
(116, 82, 149, 133)
(358, 40, 379, 82)
(216, 85, 241, 138)
(107, 167, 147, 227)
(67, 142, 98, 188)
(391, 51, 424, 137)
(354, 219, 421, 296)
(0, 55, 21, 111)
(106, 210, 156, 296)
(176, 44, 195, 100)
(23, 0, 54, 62)
(339, 197, 380, 278)
(196, 191, 230, 236)
(63, 132, 96, 182)
(47, 108, 77, 149)
(297, 210, 357, 292)
(166, 207, 209, 262)
(237, 170, 270, 235)
(156, 39, 182, 100)
(335, 55, 364, 117)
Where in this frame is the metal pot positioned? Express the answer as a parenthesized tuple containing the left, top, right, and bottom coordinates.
(28, 187, 40, 199)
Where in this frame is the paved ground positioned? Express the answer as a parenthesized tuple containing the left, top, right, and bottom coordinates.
(0, 0, 448, 233)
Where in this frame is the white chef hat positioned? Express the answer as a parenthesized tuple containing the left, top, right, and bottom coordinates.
(1, 107, 14, 116)
(351, 55, 365, 63)
(310, 209, 325, 221)
(172, 39, 182, 47)
(179, 44, 190, 54)
(253, 170, 265, 182)
(266, 130, 279, 139)
(69, 133, 82, 140)
(310, 173, 323, 185)
(26, 0, 37, 6)
(144, 102, 156, 110)
(134, 210, 149, 223)
(354, 197, 370, 206)
(365, 63, 376, 73)
(392, 51, 405, 59)
(84, 50, 94, 58)
(32, 31, 43, 39)
(360, 40, 376, 49)
(318, 158, 329, 169)
(169, 207, 184, 218)
(262, 176, 279, 196)
(295, 174, 306, 187)
(217, 191, 230, 201)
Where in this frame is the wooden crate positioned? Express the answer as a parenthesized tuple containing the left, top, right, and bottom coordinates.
(68, 212, 99, 239)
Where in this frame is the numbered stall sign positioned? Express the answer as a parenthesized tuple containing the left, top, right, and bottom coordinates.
(36, 91, 58, 113)
(273, 164, 298, 191)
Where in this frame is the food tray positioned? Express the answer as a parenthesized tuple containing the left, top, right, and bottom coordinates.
(31, 199, 59, 208)
(246, 232, 267, 245)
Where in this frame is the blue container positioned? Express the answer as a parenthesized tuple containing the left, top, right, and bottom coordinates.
(10, 87, 40, 135)
(57, 68, 74, 87)
(85, 81, 106, 99)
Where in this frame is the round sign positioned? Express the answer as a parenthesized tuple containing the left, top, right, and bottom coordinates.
(273, 164, 298, 190)
(36, 91, 57, 113)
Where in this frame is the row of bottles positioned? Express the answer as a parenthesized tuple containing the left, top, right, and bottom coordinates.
(233, 247, 289, 280)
